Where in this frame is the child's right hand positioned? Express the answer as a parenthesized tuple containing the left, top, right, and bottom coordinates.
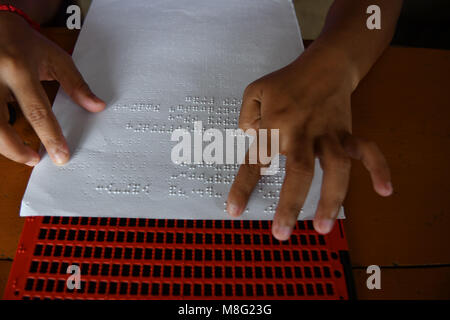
(0, 11, 105, 167)
(226, 40, 393, 240)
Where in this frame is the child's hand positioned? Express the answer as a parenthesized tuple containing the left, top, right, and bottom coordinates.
(226, 44, 393, 240)
(0, 12, 105, 166)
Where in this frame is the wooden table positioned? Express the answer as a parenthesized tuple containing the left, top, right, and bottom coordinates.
(1, 28, 449, 299)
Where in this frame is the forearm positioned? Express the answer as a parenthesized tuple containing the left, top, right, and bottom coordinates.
(306, 0, 403, 90)
(0, 0, 62, 24)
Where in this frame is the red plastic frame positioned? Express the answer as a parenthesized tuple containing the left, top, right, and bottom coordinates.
(4, 217, 350, 300)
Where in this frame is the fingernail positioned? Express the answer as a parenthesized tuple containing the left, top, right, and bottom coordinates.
(273, 224, 293, 241)
(25, 158, 40, 167)
(227, 203, 241, 217)
(384, 182, 393, 196)
(52, 148, 69, 165)
(316, 219, 334, 234)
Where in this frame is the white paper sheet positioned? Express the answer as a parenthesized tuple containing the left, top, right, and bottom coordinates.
(21, 0, 344, 220)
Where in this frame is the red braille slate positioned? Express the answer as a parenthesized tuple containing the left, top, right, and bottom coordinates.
(4, 217, 353, 300)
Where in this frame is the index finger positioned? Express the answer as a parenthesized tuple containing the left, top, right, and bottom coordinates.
(8, 72, 69, 165)
(226, 147, 262, 218)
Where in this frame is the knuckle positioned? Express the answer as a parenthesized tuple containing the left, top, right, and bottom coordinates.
(243, 80, 261, 98)
(0, 54, 27, 77)
(231, 182, 251, 200)
(331, 192, 346, 205)
(288, 157, 314, 177)
(26, 105, 51, 125)
(322, 197, 345, 212)
(238, 118, 256, 131)
(319, 191, 341, 206)
(11, 152, 30, 164)
(0, 138, 28, 165)
(48, 49, 71, 75)
(286, 204, 303, 216)
(69, 77, 90, 97)
(327, 152, 351, 170)
(232, 183, 251, 199)
(232, 165, 260, 195)
(73, 76, 88, 90)
(319, 134, 351, 170)
(44, 136, 65, 148)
